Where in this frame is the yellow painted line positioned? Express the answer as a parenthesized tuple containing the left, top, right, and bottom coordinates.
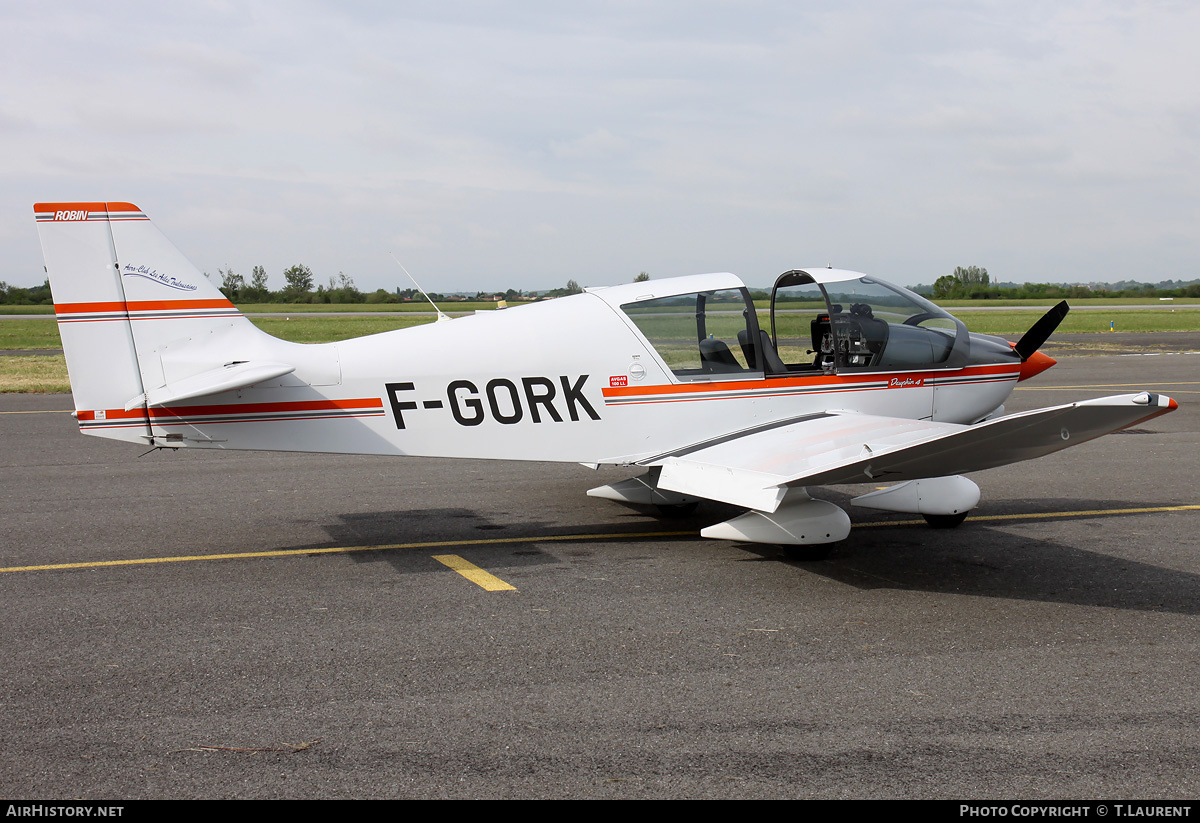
(858, 504, 1200, 528)
(433, 554, 517, 591)
(3, 506, 1199, 576)
(0, 530, 695, 574)
(1017, 388, 1200, 394)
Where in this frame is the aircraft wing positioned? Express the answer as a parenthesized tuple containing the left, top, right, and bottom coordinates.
(648, 393, 1176, 512)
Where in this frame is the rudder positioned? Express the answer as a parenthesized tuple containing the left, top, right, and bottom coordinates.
(35, 202, 151, 442)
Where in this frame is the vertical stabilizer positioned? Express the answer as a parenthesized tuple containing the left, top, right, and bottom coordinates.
(34, 202, 283, 444)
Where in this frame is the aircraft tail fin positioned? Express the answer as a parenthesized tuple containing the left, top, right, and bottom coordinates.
(34, 202, 302, 443)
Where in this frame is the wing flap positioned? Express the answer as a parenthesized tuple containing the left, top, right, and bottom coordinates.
(655, 413, 963, 511)
(655, 461, 788, 512)
(652, 393, 1175, 510)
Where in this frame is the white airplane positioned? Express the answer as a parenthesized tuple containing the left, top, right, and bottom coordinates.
(34, 201, 1178, 559)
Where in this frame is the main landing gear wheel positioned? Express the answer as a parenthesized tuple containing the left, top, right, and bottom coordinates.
(922, 512, 969, 529)
(780, 544, 834, 562)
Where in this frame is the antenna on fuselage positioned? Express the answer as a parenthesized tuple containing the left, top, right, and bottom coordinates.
(390, 254, 450, 322)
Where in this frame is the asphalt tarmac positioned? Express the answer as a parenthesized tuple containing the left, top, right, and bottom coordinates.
(1, 351, 1197, 799)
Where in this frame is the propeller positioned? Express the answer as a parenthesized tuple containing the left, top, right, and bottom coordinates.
(1011, 300, 1068, 382)
(1014, 300, 1069, 362)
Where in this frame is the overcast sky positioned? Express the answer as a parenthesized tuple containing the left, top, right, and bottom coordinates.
(2, 1, 1198, 293)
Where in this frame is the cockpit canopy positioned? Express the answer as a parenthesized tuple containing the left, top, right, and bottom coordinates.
(770, 269, 969, 373)
(616, 269, 969, 381)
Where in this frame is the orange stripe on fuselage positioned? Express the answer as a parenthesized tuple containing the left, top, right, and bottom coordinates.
(75, 398, 384, 423)
(600, 363, 1020, 399)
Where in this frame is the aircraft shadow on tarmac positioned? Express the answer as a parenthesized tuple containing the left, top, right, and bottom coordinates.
(317, 506, 708, 575)
(753, 492, 1200, 616)
(308, 498, 1200, 617)
(792, 528, 1200, 617)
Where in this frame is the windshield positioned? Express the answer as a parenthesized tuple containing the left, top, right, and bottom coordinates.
(770, 273, 968, 373)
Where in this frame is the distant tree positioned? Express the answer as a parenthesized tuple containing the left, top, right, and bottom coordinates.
(635, 271, 650, 282)
(954, 266, 989, 288)
(327, 271, 361, 303)
(236, 265, 271, 302)
(365, 288, 399, 304)
(219, 266, 245, 299)
(0, 279, 54, 305)
(250, 265, 269, 291)
(565, 279, 583, 294)
(932, 274, 960, 299)
(397, 287, 429, 303)
(282, 264, 314, 299)
(933, 266, 991, 299)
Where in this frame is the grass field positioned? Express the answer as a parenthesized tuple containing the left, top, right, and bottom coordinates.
(4, 307, 1197, 350)
(0, 305, 59, 315)
(0, 316, 432, 391)
(248, 315, 433, 342)
(0, 314, 432, 350)
(2, 307, 1198, 392)
(0, 355, 69, 393)
(949, 310, 1200, 335)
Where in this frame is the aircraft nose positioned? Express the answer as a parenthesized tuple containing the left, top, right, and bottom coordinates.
(1018, 350, 1057, 382)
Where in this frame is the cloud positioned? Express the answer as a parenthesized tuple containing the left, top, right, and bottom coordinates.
(5, 1, 1200, 290)
(550, 129, 631, 160)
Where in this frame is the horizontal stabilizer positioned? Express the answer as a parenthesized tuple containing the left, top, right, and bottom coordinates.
(127, 360, 296, 409)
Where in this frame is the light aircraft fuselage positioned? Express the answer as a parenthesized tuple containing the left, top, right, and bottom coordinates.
(35, 202, 1176, 553)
